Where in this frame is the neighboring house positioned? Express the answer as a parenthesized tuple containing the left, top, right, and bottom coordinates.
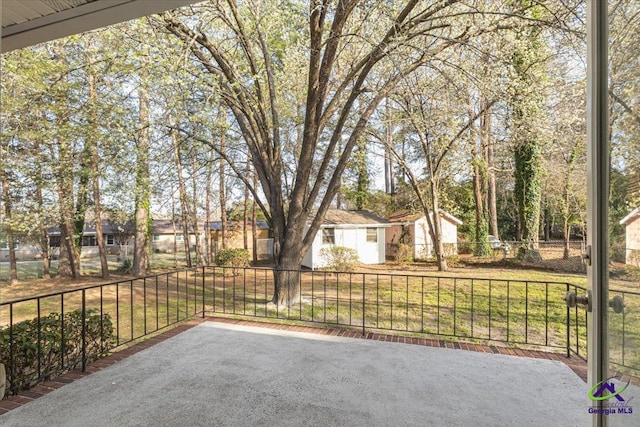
(207, 220, 273, 260)
(47, 218, 206, 257)
(0, 234, 41, 261)
(620, 208, 640, 266)
(301, 210, 390, 270)
(386, 210, 462, 260)
(48, 221, 126, 257)
(151, 219, 205, 254)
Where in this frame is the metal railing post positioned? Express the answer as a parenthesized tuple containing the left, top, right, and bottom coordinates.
(81, 289, 86, 373)
(566, 283, 571, 358)
(37, 298, 41, 380)
(362, 274, 366, 336)
(9, 304, 14, 394)
(202, 266, 206, 318)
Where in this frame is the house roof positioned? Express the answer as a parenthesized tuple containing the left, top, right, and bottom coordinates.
(388, 209, 463, 226)
(206, 220, 270, 231)
(319, 210, 390, 227)
(151, 219, 207, 234)
(620, 208, 640, 226)
(48, 218, 208, 235)
(47, 219, 131, 236)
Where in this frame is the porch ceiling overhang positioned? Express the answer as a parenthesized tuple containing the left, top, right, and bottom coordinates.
(1, 0, 201, 53)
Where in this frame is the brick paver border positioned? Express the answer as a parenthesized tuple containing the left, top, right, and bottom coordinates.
(1, 316, 630, 415)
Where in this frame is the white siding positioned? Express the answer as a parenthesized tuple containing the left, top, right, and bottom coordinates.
(626, 217, 640, 266)
(385, 213, 460, 261)
(302, 225, 386, 270)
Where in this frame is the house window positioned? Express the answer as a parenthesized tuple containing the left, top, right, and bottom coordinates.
(366, 227, 377, 243)
(153, 234, 160, 242)
(322, 228, 335, 244)
(0, 237, 18, 250)
(82, 236, 97, 247)
(176, 234, 184, 242)
(106, 234, 114, 246)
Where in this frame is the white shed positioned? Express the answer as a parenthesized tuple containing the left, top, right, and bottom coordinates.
(386, 210, 462, 260)
(620, 207, 640, 266)
(302, 210, 390, 270)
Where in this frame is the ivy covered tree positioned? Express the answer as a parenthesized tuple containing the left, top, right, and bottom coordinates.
(508, 1, 550, 251)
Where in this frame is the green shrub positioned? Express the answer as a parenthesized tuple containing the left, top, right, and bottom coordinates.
(116, 258, 133, 273)
(319, 246, 359, 272)
(0, 309, 115, 394)
(215, 248, 250, 275)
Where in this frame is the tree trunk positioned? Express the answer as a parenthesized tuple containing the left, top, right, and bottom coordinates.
(563, 218, 571, 260)
(251, 166, 258, 262)
(205, 153, 213, 265)
(484, 102, 499, 237)
(133, 84, 150, 277)
(190, 148, 203, 266)
(73, 150, 91, 257)
(425, 180, 447, 271)
(55, 166, 81, 278)
(58, 219, 80, 278)
(170, 118, 192, 267)
(88, 72, 109, 279)
(0, 144, 18, 284)
(219, 109, 228, 250)
(471, 101, 490, 257)
(171, 217, 178, 269)
(563, 172, 571, 260)
(514, 140, 542, 248)
(271, 248, 303, 306)
(384, 98, 394, 195)
(47, 121, 81, 278)
(170, 185, 178, 268)
(243, 160, 250, 251)
(34, 142, 50, 279)
(543, 203, 551, 241)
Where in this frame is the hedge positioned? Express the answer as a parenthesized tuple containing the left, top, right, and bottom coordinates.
(0, 309, 115, 394)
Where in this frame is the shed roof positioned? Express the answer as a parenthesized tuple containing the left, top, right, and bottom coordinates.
(620, 207, 640, 226)
(388, 209, 463, 226)
(319, 209, 389, 227)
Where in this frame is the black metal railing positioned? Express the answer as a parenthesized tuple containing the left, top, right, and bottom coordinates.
(2, 266, 638, 396)
(203, 267, 588, 354)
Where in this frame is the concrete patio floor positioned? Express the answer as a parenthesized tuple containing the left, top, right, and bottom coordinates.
(0, 320, 633, 426)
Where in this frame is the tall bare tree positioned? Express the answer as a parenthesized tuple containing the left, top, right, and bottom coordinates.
(160, 0, 510, 304)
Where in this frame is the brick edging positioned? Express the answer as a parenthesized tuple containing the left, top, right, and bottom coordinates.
(0, 319, 204, 415)
(205, 317, 590, 382)
(3, 316, 629, 416)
